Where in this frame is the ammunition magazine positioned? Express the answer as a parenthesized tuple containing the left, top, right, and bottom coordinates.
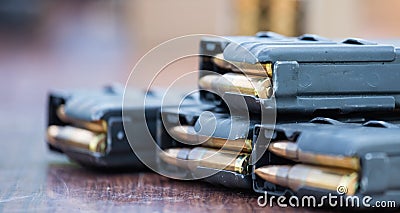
(47, 85, 197, 169)
(157, 106, 256, 189)
(253, 118, 400, 206)
(199, 32, 400, 118)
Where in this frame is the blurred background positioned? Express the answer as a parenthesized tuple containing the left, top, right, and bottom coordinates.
(0, 1, 399, 209)
(1, 0, 400, 141)
(1, 0, 400, 92)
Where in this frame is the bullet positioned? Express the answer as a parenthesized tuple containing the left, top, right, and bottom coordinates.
(160, 147, 250, 174)
(212, 53, 232, 71)
(255, 164, 358, 195)
(56, 105, 107, 133)
(47, 125, 106, 153)
(212, 53, 273, 77)
(168, 125, 252, 153)
(268, 141, 360, 171)
(199, 73, 272, 99)
(158, 147, 192, 169)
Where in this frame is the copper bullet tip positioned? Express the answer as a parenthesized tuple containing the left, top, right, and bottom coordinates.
(268, 141, 298, 159)
(199, 75, 219, 90)
(255, 165, 291, 186)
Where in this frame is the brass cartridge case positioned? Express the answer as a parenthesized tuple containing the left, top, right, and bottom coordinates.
(199, 73, 272, 99)
(268, 141, 360, 171)
(47, 125, 106, 153)
(255, 164, 358, 195)
(56, 105, 107, 133)
(160, 147, 250, 174)
(169, 125, 252, 153)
